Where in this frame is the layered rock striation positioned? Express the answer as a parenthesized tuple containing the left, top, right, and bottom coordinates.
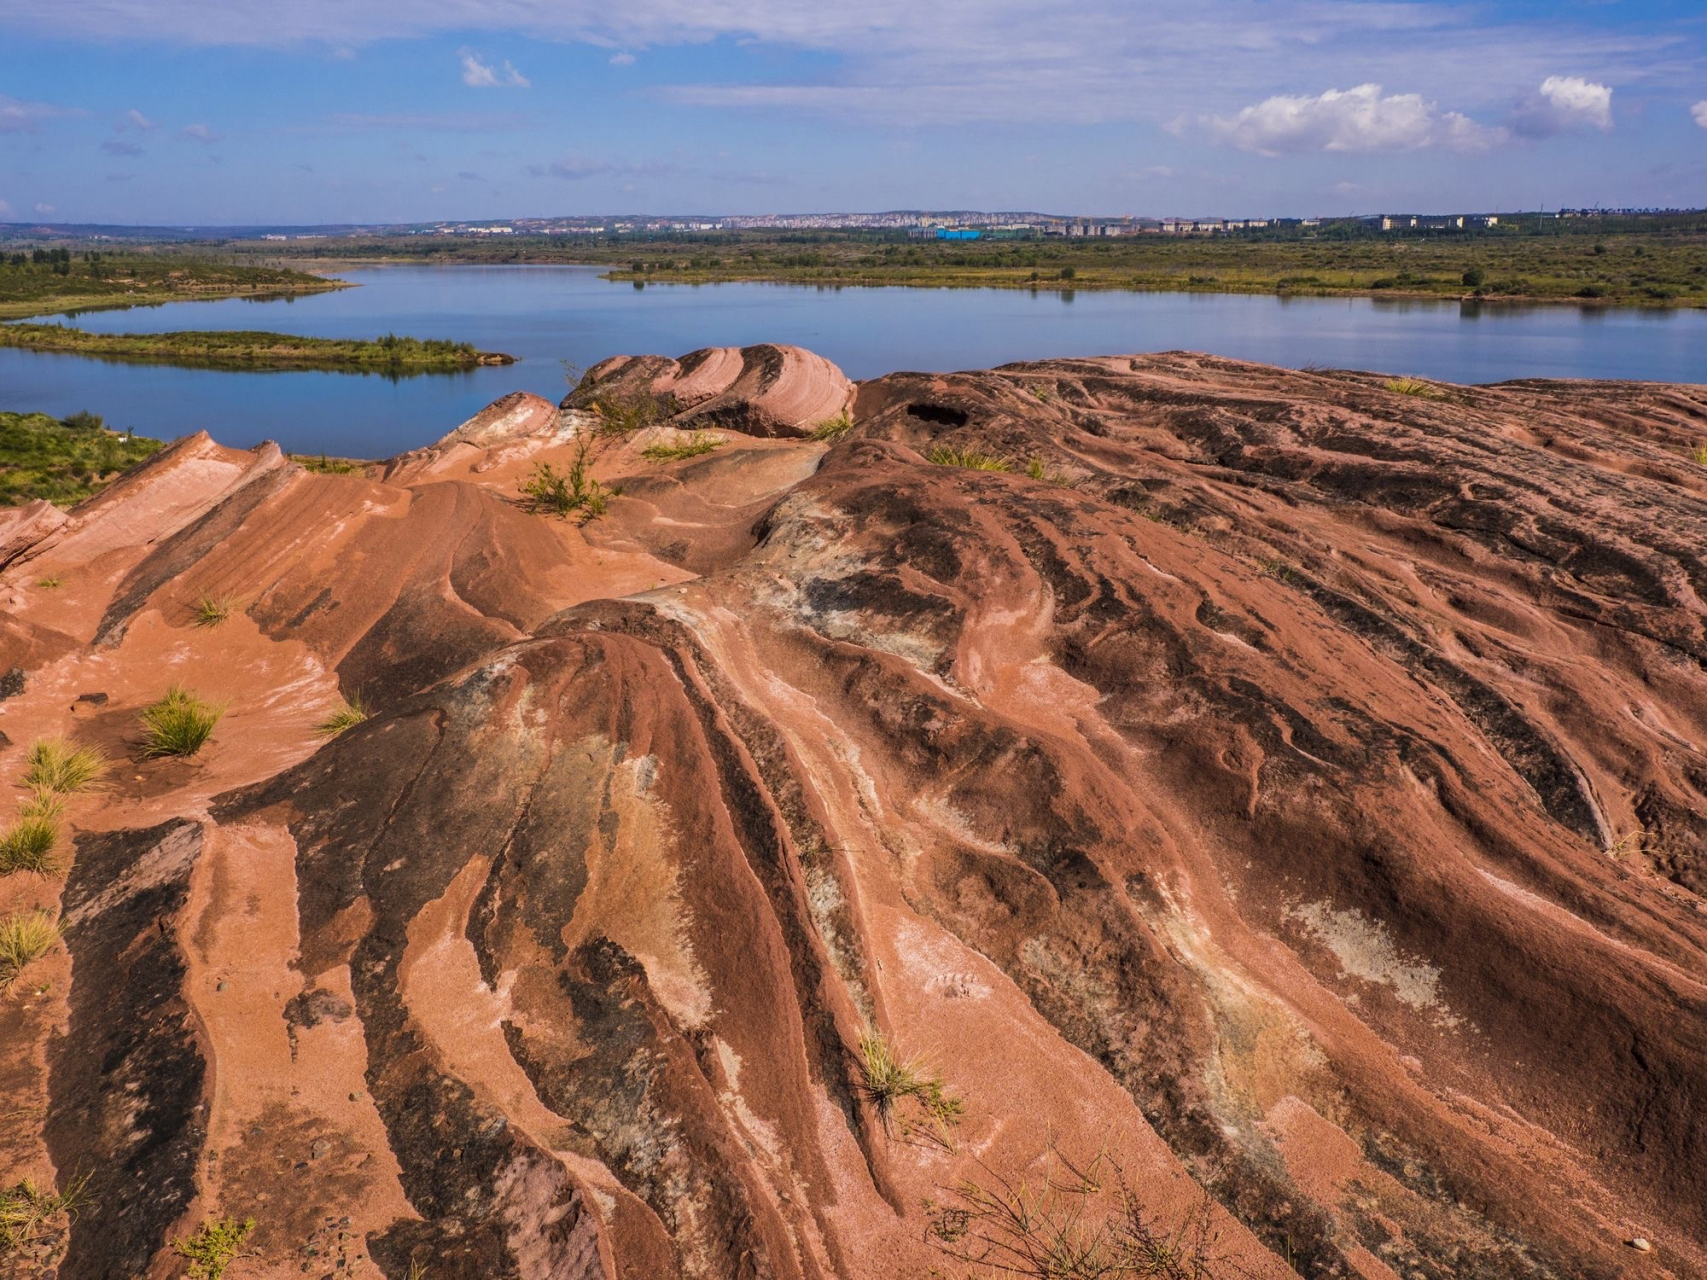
(2, 348, 1705, 1279)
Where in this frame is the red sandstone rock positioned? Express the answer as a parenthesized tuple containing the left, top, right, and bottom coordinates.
(2, 352, 1705, 1279)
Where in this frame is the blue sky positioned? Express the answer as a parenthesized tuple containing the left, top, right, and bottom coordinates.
(1, 1, 1703, 224)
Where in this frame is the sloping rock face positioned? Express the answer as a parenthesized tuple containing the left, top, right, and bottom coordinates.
(2, 352, 1706, 1280)
(567, 344, 856, 438)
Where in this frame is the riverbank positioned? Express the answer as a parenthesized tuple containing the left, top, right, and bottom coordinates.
(0, 410, 163, 506)
(0, 257, 350, 320)
(0, 324, 515, 372)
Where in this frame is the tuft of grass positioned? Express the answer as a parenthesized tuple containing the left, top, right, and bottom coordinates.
(811, 410, 856, 441)
(1026, 457, 1075, 487)
(0, 814, 61, 876)
(0, 911, 63, 989)
(23, 738, 107, 795)
(139, 686, 226, 758)
(642, 430, 724, 462)
(858, 1031, 964, 1142)
(1383, 376, 1446, 399)
(192, 593, 237, 628)
(927, 1145, 1223, 1279)
(317, 694, 368, 736)
(518, 436, 616, 520)
(927, 446, 1012, 472)
(1690, 444, 1707, 466)
(36, 575, 63, 590)
(1029, 384, 1054, 402)
(0, 1175, 89, 1254)
(18, 791, 65, 822)
(173, 1217, 255, 1280)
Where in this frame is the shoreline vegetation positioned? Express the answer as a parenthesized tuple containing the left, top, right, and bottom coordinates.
(0, 410, 163, 506)
(0, 250, 349, 320)
(235, 218, 1707, 310)
(0, 324, 515, 372)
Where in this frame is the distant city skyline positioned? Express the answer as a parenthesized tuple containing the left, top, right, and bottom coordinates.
(1, 1, 1703, 224)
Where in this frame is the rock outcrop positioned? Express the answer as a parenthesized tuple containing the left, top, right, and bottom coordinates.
(3, 350, 1706, 1280)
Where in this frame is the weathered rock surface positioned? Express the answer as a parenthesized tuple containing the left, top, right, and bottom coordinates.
(3, 350, 1706, 1280)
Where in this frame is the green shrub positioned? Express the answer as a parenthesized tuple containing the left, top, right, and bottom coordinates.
(811, 411, 856, 441)
(642, 430, 724, 462)
(140, 686, 226, 758)
(317, 695, 368, 736)
(173, 1217, 255, 1280)
(193, 593, 236, 627)
(1461, 266, 1486, 288)
(927, 446, 1011, 472)
(0, 814, 60, 876)
(518, 438, 616, 520)
(0, 911, 62, 988)
(23, 738, 107, 794)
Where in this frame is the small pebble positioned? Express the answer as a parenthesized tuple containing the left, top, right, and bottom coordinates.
(1629, 1238, 1652, 1252)
(216, 981, 229, 992)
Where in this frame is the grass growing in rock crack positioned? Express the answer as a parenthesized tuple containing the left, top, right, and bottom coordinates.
(317, 695, 368, 736)
(23, 738, 107, 795)
(1383, 376, 1446, 399)
(0, 1175, 89, 1254)
(858, 1031, 964, 1141)
(0, 814, 60, 876)
(642, 430, 724, 462)
(0, 911, 62, 989)
(173, 1217, 255, 1280)
(140, 686, 226, 758)
(36, 576, 62, 590)
(926, 1146, 1223, 1279)
(811, 411, 856, 441)
(1026, 457, 1075, 486)
(1691, 443, 1707, 466)
(927, 446, 1012, 472)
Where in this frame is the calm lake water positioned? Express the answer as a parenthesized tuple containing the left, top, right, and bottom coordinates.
(3, 264, 1703, 457)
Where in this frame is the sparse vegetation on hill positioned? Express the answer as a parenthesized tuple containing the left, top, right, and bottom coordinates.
(139, 686, 226, 757)
(642, 429, 724, 461)
(173, 1217, 255, 1280)
(0, 323, 511, 372)
(0, 910, 62, 989)
(0, 410, 162, 506)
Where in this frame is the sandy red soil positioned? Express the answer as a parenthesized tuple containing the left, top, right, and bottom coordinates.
(1, 345, 1704, 1279)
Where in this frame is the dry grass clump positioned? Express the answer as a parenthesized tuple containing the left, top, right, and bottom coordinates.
(1383, 376, 1446, 399)
(927, 446, 1012, 472)
(642, 430, 724, 462)
(0, 1175, 89, 1255)
(1690, 443, 1707, 466)
(140, 686, 226, 758)
(0, 814, 61, 876)
(858, 1031, 964, 1140)
(926, 1146, 1224, 1279)
(0, 910, 63, 989)
(317, 694, 368, 736)
(23, 739, 107, 795)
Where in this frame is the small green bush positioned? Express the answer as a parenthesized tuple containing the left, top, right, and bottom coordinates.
(140, 686, 226, 758)
(811, 411, 856, 441)
(173, 1217, 255, 1280)
(0, 911, 62, 988)
(1462, 266, 1486, 288)
(23, 739, 107, 794)
(518, 437, 616, 520)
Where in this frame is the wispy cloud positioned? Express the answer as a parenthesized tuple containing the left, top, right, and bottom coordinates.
(180, 122, 220, 142)
(126, 108, 155, 130)
(34, 202, 55, 215)
(1206, 84, 1506, 155)
(316, 110, 529, 133)
(0, 93, 84, 133)
(0, 198, 11, 215)
(1512, 75, 1614, 137)
(1692, 100, 1707, 129)
(460, 50, 529, 88)
(609, 52, 635, 67)
(101, 138, 144, 155)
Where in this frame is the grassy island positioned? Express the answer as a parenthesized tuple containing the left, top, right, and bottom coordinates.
(0, 251, 347, 319)
(0, 324, 514, 372)
(0, 410, 163, 507)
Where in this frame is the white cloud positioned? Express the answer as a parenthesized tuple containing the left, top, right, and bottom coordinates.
(1513, 75, 1614, 136)
(0, 93, 84, 133)
(34, 202, 55, 214)
(609, 52, 635, 66)
(1693, 100, 1707, 129)
(126, 108, 155, 129)
(461, 50, 528, 87)
(179, 122, 219, 142)
(1206, 84, 1506, 155)
(0, 198, 11, 215)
